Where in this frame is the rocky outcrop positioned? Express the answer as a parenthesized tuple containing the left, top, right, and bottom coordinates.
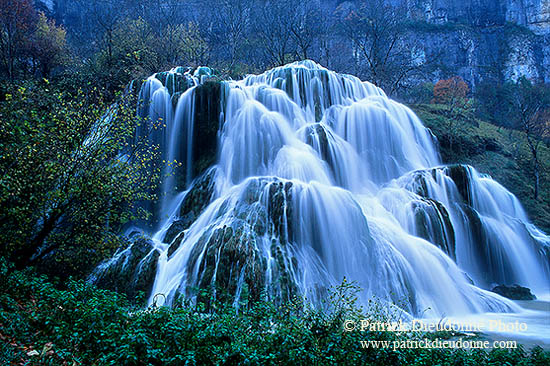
(91, 237, 160, 303)
(411, 198, 456, 260)
(412, 0, 550, 83)
(399, 163, 550, 288)
(405, 0, 549, 35)
(491, 284, 537, 300)
(162, 168, 217, 256)
(193, 81, 222, 176)
(177, 168, 216, 226)
(178, 177, 298, 308)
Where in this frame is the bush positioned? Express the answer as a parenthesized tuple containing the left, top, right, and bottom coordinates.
(0, 258, 548, 365)
(0, 81, 159, 277)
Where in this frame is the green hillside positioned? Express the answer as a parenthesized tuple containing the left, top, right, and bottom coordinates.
(413, 104, 550, 233)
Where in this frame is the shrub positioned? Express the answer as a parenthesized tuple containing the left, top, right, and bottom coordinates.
(0, 81, 160, 277)
(0, 258, 548, 365)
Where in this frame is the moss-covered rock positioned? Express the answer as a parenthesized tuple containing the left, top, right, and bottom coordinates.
(132, 249, 160, 297)
(177, 177, 298, 309)
(156, 168, 219, 260)
(154, 68, 194, 95)
(167, 231, 185, 258)
(412, 198, 456, 260)
(163, 218, 190, 244)
(407, 164, 474, 206)
(445, 164, 473, 205)
(92, 237, 159, 303)
(189, 220, 266, 307)
(303, 123, 330, 162)
(491, 284, 537, 300)
(192, 81, 222, 177)
(268, 181, 293, 242)
(179, 168, 216, 219)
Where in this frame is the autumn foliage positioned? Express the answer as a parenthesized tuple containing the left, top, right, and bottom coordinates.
(433, 76, 470, 105)
(0, 0, 66, 79)
(0, 0, 36, 79)
(29, 13, 67, 77)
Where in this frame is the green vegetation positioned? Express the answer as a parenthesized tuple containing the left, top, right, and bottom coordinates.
(1, 259, 548, 365)
(0, 81, 160, 278)
(413, 103, 550, 232)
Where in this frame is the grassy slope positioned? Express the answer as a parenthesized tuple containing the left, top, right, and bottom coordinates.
(412, 104, 550, 233)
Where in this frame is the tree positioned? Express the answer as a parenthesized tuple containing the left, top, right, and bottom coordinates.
(506, 78, 550, 200)
(0, 0, 36, 80)
(173, 22, 210, 67)
(402, 82, 434, 104)
(142, 0, 193, 67)
(253, 0, 296, 66)
(289, 0, 324, 60)
(0, 83, 160, 275)
(433, 76, 469, 107)
(29, 12, 67, 77)
(338, 1, 416, 95)
(210, 0, 251, 70)
(474, 81, 513, 129)
(91, 17, 160, 97)
(433, 76, 473, 152)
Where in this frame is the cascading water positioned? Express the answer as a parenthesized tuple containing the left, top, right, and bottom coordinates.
(95, 61, 549, 325)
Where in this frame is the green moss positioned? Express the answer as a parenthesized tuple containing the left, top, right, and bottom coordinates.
(172, 178, 299, 308)
(188, 219, 266, 307)
(178, 168, 216, 219)
(167, 231, 185, 258)
(164, 220, 188, 245)
(93, 237, 159, 303)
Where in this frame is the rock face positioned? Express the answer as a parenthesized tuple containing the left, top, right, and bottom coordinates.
(400, 0, 549, 34)
(491, 284, 537, 300)
(409, 0, 550, 83)
(334, 0, 549, 85)
(506, 0, 550, 34)
(51, 0, 549, 85)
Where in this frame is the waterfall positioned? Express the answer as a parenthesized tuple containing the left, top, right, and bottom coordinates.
(97, 61, 549, 320)
(137, 67, 200, 221)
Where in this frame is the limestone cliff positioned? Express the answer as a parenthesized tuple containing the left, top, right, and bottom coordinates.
(406, 0, 549, 83)
(334, 0, 549, 85)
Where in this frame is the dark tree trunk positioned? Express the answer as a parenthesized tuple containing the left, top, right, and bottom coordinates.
(12, 211, 63, 269)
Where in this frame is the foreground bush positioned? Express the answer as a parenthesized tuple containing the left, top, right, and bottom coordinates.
(0, 258, 548, 365)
